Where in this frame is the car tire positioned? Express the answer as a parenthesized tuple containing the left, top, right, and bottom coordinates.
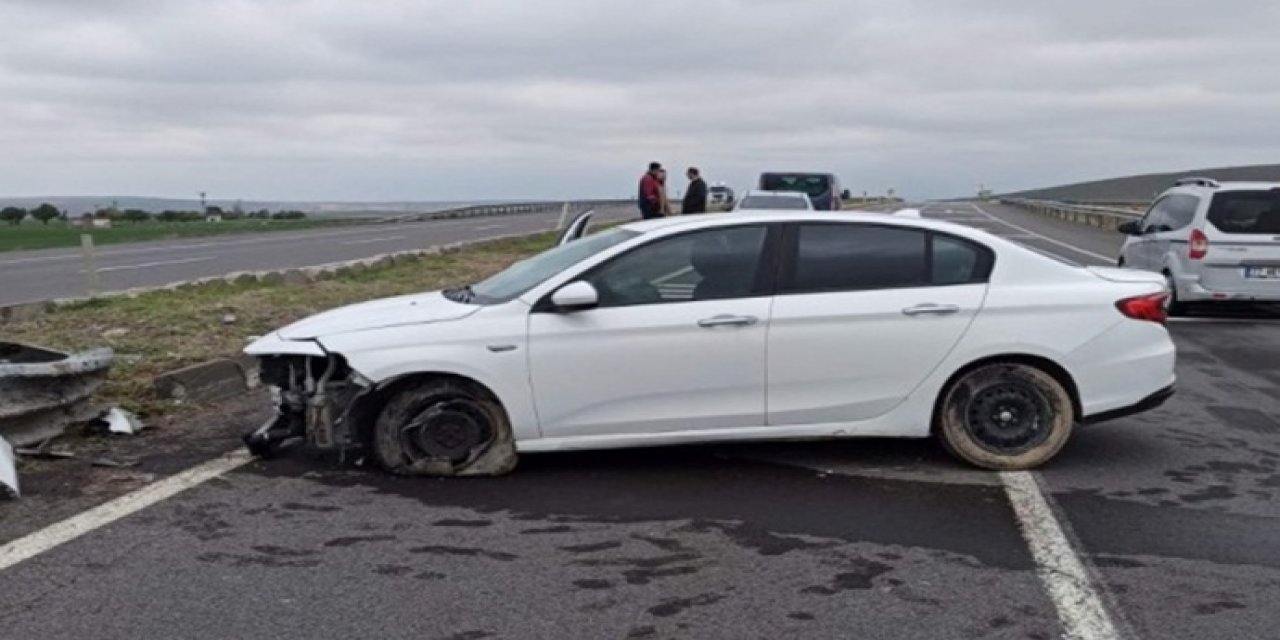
(370, 378, 517, 477)
(937, 363, 1074, 470)
(1163, 272, 1187, 317)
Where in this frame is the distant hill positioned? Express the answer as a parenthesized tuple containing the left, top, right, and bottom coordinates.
(0, 196, 509, 218)
(1003, 163, 1280, 203)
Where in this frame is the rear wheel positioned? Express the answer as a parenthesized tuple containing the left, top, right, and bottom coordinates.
(937, 363, 1074, 470)
(1163, 271, 1187, 316)
(370, 378, 517, 477)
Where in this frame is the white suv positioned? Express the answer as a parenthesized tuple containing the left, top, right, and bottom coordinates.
(1118, 177, 1280, 314)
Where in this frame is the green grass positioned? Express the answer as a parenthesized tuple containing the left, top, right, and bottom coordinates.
(0, 218, 358, 253)
(3, 232, 556, 418)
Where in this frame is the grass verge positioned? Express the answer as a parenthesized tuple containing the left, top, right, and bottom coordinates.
(2, 231, 556, 418)
(0, 218, 358, 253)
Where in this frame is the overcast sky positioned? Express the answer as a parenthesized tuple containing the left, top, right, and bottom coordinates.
(1, 0, 1278, 202)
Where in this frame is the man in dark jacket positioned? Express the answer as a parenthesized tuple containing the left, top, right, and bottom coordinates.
(682, 167, 708, 214)
(637, 162, 664, 219)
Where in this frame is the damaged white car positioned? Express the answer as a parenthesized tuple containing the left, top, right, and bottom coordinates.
(245, 210, 1176, 476)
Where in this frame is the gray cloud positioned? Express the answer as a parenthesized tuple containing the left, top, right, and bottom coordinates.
(0, 0, 1277, 201)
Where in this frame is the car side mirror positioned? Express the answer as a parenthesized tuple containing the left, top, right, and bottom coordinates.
(1117, 221, 1141, 235)
(550, 281, 599, 311)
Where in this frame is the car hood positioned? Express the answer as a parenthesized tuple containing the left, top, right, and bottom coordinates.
(277, 292, 481, 340)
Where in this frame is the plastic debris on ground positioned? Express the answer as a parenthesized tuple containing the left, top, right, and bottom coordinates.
(103, 407, 145, 435)
(0, 436, 17, 498)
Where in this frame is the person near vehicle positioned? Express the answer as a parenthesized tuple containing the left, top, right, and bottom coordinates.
(682, 167, 708, 214)
(657, 168, 673, 216)
(637, 162, 664, 220)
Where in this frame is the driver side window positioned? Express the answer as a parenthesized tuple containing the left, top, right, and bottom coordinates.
(586, 226, 768, 308)
(1141, 198, 1171, 234)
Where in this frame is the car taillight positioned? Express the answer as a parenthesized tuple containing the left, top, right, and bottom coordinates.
(1116, 293, 1168, 324)
(1188, 229, 1209, 260)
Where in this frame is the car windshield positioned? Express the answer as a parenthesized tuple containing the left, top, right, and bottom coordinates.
(465, 227, 640, 303)
(761, 174, 832, 197)
(1207, 190, 1280, 234)
(738, 195, 809, 210)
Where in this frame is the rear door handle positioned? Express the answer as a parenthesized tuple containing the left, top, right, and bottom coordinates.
(902, 303, 960, 317)
(698, 314, 759, 328)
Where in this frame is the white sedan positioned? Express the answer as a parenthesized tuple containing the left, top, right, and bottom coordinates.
(244, 210, 1176, 474)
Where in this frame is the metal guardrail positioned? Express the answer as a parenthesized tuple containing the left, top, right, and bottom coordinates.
(383, 199, 633, 224)
(999, 198, 1143, 230)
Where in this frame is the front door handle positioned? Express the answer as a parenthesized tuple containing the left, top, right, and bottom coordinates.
(698, 314, 759, 328)
(902, 303, 961, 317)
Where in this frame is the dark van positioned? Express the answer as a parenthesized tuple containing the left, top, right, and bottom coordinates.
(758, 172, 843, 211)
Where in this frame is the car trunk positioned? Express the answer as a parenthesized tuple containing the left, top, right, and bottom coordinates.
(1201, 189, 1280, 294)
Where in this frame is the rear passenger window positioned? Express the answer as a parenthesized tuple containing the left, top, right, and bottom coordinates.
(787, 225, 927, 293)
(932, 234, 992, 285)
(784, 225, 996, 294)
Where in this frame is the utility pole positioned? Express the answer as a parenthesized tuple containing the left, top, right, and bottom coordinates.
(199, 191, 207, 212)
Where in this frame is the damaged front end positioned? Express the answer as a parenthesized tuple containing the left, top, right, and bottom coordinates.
(243, 353, 371, 459)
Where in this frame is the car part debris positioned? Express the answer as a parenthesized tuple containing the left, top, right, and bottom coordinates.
(103, 407, 145, 435)
(15, 438, 76, 460)
(0, 436, 18, 498)
(92, 456, 140, 469)
(0, 342, 113, 447)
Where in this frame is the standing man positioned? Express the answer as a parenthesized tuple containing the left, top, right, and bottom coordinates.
(682, 167, 707, 214)
(637, 162, 664, 220)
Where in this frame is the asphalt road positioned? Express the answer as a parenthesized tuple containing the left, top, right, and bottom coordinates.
(0, 205, 636, 306)
(3, 201, 1280, 639)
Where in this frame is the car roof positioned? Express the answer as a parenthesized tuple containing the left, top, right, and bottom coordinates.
(617, 210, 981, 236)
(1170, 181, 1280, 193)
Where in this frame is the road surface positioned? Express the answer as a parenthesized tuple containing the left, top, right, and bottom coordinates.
(0, 205, 636, 306)
(2, 201, 1279, 639)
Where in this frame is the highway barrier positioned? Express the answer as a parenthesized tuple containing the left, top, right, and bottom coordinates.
(998, 198, 1142, 231)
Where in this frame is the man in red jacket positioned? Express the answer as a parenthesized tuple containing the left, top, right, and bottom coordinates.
(637, 162, 664, 219)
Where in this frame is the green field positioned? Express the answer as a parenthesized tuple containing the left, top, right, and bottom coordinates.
(0, 219, 356, 253)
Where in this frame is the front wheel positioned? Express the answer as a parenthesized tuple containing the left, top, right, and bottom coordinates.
(937, 363, 1075, 470)
(370, 379, 517, 477)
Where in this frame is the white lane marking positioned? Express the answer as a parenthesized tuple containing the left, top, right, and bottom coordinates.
(474, 224, 505, 231)
(0, 450, 253, 572)
(1001, 471, 1121, 640)
(77, 256, 210, 274)
(340, 235, 406, 246)
(968, 203, 1114, 263)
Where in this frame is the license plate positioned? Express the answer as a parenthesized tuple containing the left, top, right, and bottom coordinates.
(1244, 267, 1280, 279)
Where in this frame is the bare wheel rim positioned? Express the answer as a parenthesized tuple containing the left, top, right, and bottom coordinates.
(398, 396, 495, 465)
(962, 379, 1054, 455)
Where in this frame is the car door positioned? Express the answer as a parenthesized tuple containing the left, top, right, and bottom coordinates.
(527, 224, 775, 438)
(1128, 198, 1171, 270)
(766, 223, 991, 425)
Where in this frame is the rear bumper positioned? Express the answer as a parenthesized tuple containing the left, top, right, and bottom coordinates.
(1178, 276, 1280, 303)
(1082, 385, 1175, 425)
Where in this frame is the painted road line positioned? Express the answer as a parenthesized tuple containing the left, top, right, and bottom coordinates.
(474, 224, 506, 231)
(78, 256, 210, 274)
(0, 450, 253, 573)
(1001, 471, 1121, 640)
(969, 203, 1114, 263)
(340, 235, 406, 246)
